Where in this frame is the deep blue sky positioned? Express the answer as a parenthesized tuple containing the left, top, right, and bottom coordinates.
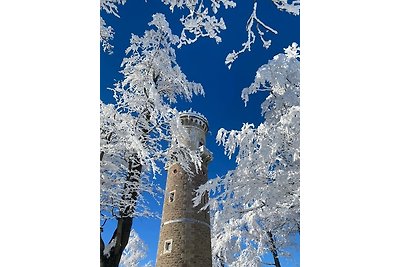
(101, 0, 299, 265)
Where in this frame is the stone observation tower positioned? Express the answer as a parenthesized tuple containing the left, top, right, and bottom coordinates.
(156, 111, 213, 267)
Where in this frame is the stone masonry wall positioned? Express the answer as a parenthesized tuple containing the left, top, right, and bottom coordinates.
(156, 162, 212, 267)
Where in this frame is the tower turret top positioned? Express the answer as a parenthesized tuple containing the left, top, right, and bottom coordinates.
(179, 110, 209, 133)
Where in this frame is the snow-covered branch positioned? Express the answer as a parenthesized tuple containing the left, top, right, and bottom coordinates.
(162, 0, 299, 68)
(178, 2, 227, 47)
(100, 0, 127, 54)
(100, 0, 127, 18)
(272, 0, 300, 16)
(100, 17, 115, 54)
(161, 0, 235, 46)
(119, 229, 151, 267)
(225, 1, 278, 69)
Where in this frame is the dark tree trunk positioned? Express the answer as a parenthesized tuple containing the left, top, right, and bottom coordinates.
(100, 159, 142, 267)
(100, 217, 133, 267)
(267, 231, 281, 267)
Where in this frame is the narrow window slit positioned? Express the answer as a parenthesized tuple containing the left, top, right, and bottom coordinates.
(169, 190, 176, 202)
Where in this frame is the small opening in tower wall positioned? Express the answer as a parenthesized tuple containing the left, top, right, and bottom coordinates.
(173, 169, 177, 174)
(168, 190, 175, 202)
(201, 194, 207, 205)
(164, 239, 173, 253)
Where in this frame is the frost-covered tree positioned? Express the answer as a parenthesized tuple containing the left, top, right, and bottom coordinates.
(195, 44, 300, 267)
(100, 14, 204, 267)
(100, 0, 127, 54)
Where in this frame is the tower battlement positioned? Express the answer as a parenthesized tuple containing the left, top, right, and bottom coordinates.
(179, 110, 209, 133)
(175, 110, 210, 152)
